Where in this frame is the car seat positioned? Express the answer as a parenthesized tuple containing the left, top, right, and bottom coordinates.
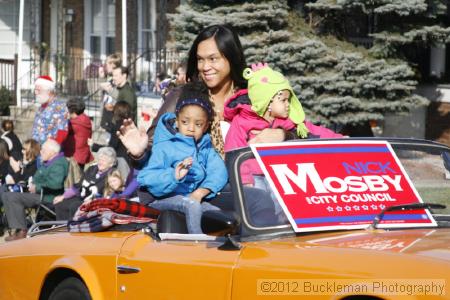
(156, 209, 239, 235)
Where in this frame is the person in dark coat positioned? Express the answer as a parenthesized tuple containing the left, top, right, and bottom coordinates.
(112, 66, 137, 122)
(99, 53, 121, 132)
(6, 138, 40, 188)
(92, 101, 131, 166)
(0, 139, 11, 184)
(1, 120, 22, 161)
(63, 98, 94, 169)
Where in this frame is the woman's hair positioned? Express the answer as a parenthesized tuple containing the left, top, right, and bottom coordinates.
(107, 53, 122, 68)
(0, 139, 9, 161)
(186, 24, 247, 89)
(2, 120, 14, 132)
(23, 139, 40, 162)
(112, 101, 131, 123)
(97, 146, 117, 166)
(45, 139, 61, 154)
(175, 61, 187, 74)
(66, 98, 86, 115)
(103, 169, 124, 197)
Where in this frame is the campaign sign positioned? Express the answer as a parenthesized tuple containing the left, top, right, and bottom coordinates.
(251, 140, 437, 232)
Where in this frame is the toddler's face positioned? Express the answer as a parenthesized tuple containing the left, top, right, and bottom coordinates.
(176, 105, 209, 142)
(269, 90, 290, 118)
(108, 176, 123, 191)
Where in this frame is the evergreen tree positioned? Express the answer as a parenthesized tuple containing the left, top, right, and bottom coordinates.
(306, 0, 450, 60)
(169, 0, 427, 129)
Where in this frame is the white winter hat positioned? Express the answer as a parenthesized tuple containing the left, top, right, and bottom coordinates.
(35, 75, 55, 91)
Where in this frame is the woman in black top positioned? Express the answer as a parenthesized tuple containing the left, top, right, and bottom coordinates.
(92, 101, 131, 165)
(0, 140, 37, 236)
(1, 120, 22, 161)
(0, 140, 11, 184)
(53, 147, 118, 220)
(7, 139, 40, 188)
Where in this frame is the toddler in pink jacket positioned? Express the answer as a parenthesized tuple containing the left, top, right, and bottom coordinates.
(224, 63, 342, 186)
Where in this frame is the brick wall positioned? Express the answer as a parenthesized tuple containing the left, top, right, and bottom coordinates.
(41, 0, 51, 47)
(116, 0, 138, 61)
(64, 0, 84, 56)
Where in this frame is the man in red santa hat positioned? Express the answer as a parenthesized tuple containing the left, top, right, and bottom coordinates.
(31, 75, 69, 145)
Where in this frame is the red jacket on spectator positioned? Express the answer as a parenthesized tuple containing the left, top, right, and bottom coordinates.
(63, 113, 94, 165)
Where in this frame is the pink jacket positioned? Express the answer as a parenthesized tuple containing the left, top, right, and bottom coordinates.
(223, 89, 342, 184)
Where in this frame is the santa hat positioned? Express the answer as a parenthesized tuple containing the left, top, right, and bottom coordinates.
(35, 75, 55, 91)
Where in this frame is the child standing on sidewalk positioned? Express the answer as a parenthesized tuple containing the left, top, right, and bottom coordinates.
(137, 82, 228, 234)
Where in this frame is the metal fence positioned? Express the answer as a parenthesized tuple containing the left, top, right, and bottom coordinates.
(20, 48, 183, 99)
(0, 57, 17, 102)
(13, 47, 183, 107)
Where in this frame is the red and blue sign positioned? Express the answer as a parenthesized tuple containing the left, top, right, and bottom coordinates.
(251, 140, 437, 232)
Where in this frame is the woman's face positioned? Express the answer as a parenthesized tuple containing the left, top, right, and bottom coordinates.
(22, 145, 30, 161)
(105, 60, 115, 74)
(108, 175, 122, 191)
(97, 155, 113, 172)
(197, 37, 231, 91)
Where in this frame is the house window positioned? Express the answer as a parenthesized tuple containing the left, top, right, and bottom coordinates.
(0, 0, 32, 59)
(139, 0, 156, 54)
(86, 0, 115, 58)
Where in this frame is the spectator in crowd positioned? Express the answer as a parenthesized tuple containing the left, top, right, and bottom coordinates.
(53, 147, 117, 220)
(103, 169, 139, 200)
(153, 71, 167, 95)
(5, 139, 39, 188)
(1, 120, 22, 161)
(31, 76, 69, 145)
(3, 139, 68, 241)
(137, 82, 228, 234)
(1, 139, 40, 212)
(112, 66, 137, 123)
(1, 140, 39, 225)
(0, 139, 11, 184)
(92, 101, 131, 165)
(109, 101, 131, 163)
(63, 98, 94, 170)
(159, 63, 188, 98)
(103, 169, 124, 199)
(175, 62, 187, 86)
(99, 53, 122, 131)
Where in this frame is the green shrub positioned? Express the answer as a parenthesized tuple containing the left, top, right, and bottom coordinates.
(0, 86, 12, 116)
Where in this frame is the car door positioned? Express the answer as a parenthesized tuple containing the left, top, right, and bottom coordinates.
(116, 232, 241, 300)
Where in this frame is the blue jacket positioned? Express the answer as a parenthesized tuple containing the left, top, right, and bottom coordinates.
(137, 112, 228, 199)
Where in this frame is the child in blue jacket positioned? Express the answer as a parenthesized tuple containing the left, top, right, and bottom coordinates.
(137, 82, 228, 234)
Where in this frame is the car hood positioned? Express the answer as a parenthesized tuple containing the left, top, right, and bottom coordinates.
(237, 228, 450, 279)
(302, 228, 450, 261)
(233, 229, 450, 298)
(0, 231, 135, 257)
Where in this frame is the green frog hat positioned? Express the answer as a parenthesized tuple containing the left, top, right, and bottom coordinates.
(243, 63, 308, 138)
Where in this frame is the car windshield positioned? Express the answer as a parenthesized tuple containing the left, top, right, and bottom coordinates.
(238, 140, 450, 229)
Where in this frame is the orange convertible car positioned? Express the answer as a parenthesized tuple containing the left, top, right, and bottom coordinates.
(0, 138, 449, 300)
